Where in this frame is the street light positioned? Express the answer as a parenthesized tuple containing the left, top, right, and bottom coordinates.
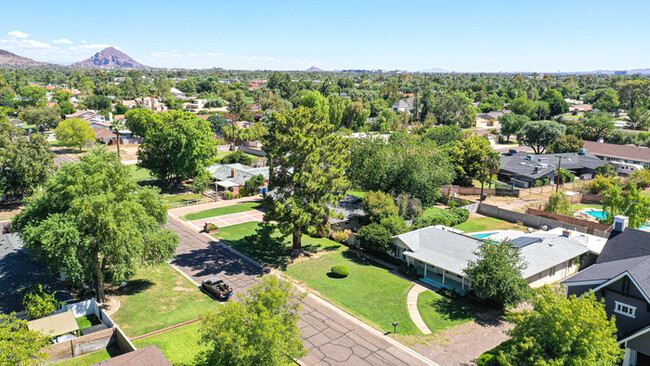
(392, 321, 399, 334)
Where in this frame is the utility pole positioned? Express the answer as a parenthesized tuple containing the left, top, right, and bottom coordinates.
(556, 156, 563, 193)
(480, 156, 488, 202)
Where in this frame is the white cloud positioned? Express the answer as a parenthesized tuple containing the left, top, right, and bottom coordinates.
(150, 51, 171, 58)
(8, 30, 28, 39)
(52, 38, 73, 44)
(187, 52, 198, 57)
(205, 52, 226, 57)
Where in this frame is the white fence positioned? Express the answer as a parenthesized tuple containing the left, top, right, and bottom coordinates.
(54, 299, 116, 328)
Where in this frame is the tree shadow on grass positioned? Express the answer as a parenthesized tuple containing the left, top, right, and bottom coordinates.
(109, 279, 154, 297)
(341, 249, 383, 267)
(428, 294, 505, 327)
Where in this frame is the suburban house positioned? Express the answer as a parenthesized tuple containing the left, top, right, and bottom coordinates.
(569, 104, 593, 113)
(475, 110, 510, 128)
(583, 140, 650, 169)
(94, 346, 172, 366)
(65, 110, 107, 126)
(499, 150, 608, 188)
(562, 217, 650, 366)
(330, 194, 366, 232)
(205, 163, 269, 195)
(390, 225, 590, 293)
(0, 233, 73, 314)
(391, 99, 414, 115)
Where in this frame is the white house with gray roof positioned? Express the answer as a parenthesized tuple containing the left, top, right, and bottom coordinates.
(205, 163, 269, 194)
(390, 225, 590, 293)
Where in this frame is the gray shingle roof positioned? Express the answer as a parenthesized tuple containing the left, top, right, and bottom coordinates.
(330, 194, 365, 224)
(500, 151, 607, 180)
(205, 163, 269, 186)
(598, 229, 650, 264)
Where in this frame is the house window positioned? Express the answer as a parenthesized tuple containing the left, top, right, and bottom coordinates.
(549, 265, 556, 276)
(614, 301, 636, 318)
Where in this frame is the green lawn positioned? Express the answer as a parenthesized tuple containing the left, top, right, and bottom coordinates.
(125, 165, 155, 183)
(184, 201, 262, 221)
(346, 190, 366, 198)
(56, 345, 121, 366)
(162, 193, 205, 205)
(134, 322, 205, 366)
(571, 203, 603, 212)
(109, 263, 219, 337)
(417, 291, 475, 334)
(76, 314, 101, 329)
(286, 250, 420, 335)
(454, 217, 523, 232)
(215, 221, 341, 268)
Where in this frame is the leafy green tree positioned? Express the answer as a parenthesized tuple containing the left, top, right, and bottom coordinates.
(449, 135, 500, 186)
(299, 91, 329, 119)
(547, 134, 583, 153)
(498, 287, 623, 365)
(420, 125, 463, 146)
(138, 111, 217, 186)
(52, 89, 72, 103)
(263, 107, 350, 254)
(125, 108, 158, 137)
(362, 191, 399, 223)
(593, 88, 620, 112)
(84, 95, 112, 110)
(516, 121, 565, 154)
(601, 184, 650, 229)
(176, 79, 197, 94)
(544, 192, 571, 215)
(583, 112, 614, 141)
(13, 149, 179, 303)
(541, 89, 569, 117)
(163, 96, 184, 110)
(197, 276, 307, 366)
(342, 99, 370, 130)
(16, 86, 46, 107)
(23, 284, 60, 319)
(207, 115, 229, 136)
(618, 79, 650, 109)
(221, 150, 253, 165)
(432, 93, 476, 127)
(20, 106, 61, 130)
(626, 106, 650, 130)
(327, 94, 348, 128)
(190, 169, 213, 194)
(357, 223, 393, 253)
(55, 118, 96, 150)
(465, 240, 529, 308)
(114, 103, 128, 115)
(228, 90, 252, 121)
(0, 313, 49, 365)
(395, 193, 423, 221)
(0, 124, 55, 200)
(595, 164, 616, 177)
(499, 113, 530, 142)
(509, 98, 537, 120)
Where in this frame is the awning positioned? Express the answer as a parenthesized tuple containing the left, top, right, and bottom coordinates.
(28, 310, 80, 337)
(216, 180, 240, 188)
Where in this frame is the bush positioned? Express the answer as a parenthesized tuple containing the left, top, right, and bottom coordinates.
(209, 224, 219, 231)
(585, 174, 620, 194)
(221, 150, 253, 165)
(545, 192, 571, 215)
(362, 191, 399, 223)
(23, 284, 60, 319)
(595, 164, 616, 177)
(476, 353, 497, 366)
(224, 191, 234, 200)
(379, 215, 408, 235)
(330, 265, 350, 278)
(357, 223, 393, 253)
(413, 207, 469, 229)
(331, 229, 351, 243)
(398, 264, 419, 280)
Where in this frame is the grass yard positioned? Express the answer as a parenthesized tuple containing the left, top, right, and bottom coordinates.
(417, 291, 475, 334)
(286, 250, 420, 335)
(184, 201, 262, 221)
(215, 221, 341, 268)
(346, 190, 366, 198)
(571, 203, 603, 212)
(125, 164, 155, 183)
(109, 263, 219, 337)
(76, 314, 101, 329)
(134, 322, 205, 366)
(56, 345, 121, 366)
(162, 193, 205, 205)
(454, 216, 523, 232)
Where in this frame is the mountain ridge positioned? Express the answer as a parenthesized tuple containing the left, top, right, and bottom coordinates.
(0, 49, 49, 67)
(71, 47, 148, 69)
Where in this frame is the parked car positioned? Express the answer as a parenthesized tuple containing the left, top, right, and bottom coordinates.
(202, 277, 233, 300)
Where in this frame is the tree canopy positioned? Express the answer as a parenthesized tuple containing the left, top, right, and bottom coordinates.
(0, 313, 49, 365)
(54, 118, 96, 150)
(516, 121, 566, 154)
(13, 149, 179, 303)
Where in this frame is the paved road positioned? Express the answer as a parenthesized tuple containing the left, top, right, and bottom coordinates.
(167, 216, 434, 366)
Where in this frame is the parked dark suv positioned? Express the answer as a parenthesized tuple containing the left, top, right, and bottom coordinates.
(202, 277, 233, 300)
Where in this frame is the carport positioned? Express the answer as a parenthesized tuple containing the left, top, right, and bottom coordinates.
(28, 310, 80, 337)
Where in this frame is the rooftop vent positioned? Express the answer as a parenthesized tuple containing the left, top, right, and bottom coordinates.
(613, 215, 629, 232)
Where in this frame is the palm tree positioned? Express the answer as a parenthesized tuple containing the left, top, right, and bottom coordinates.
(109, 119, 125, 159)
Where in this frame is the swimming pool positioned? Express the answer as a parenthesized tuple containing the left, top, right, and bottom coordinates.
(471, 232, 496, 239)
(585, 210, 607, 220)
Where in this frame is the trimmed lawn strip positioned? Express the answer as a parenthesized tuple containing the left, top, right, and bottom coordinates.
(417, 291, 475, 334)
(185, 202, 262, 221)
(454, 217, 524, 232)
(215, 221, 341, 268)
(134, 322, 205, 366)
(76, 314, 101, 329)
(109, 263, 219, 337)
(285, 250, 420, 335)
(571, 203, 603, 212)
(56, 345, 121, 366)
(162, 193, 205, 205)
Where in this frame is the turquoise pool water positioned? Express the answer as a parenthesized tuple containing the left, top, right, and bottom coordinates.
(585, 210, 607, 220)
(471, 232, 496, 239)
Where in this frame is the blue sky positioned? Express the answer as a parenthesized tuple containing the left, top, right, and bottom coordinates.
(1, 0, 649, 71)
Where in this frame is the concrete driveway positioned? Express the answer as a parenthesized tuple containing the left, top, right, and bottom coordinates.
(189, 209, 265, 230)
(167, 216, 435, 366)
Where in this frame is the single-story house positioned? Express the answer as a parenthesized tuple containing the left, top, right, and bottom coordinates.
(93, 345, 172, 366)
(562, 217, 650, 366)
(205, 163, 269, 195)
(390, 225, 590, 293)
(0, 233, 73, 314)
(569, 104, 593, 113)
(499, 150, 608, 188)
(476, 110, 510, 128)
(583, 140, 650, 169)
(391, 99, 414, 115)
(330, 194, 366, 232)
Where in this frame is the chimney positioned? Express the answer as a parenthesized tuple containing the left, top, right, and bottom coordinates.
(613, 215, 629, 232)
(231, 169, 237, 177)
(562, 230, 572, 237)
(109, 112, 114, 122)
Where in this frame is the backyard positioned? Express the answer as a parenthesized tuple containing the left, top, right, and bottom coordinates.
(56, 345, 122, 366)
(184, 201, 262, 221)
(108, 263, 219, 337)
(454, 215, 525, 232)
(214, 221, 341, 268)
(133, 322, 205, 365)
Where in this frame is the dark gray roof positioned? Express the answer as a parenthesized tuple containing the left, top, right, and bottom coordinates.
(0, 233, 73, 314)
(563, 255, 650, 284)
(500, 151, 607, 180)
(330, 194, 366, 224)
(598, 229, 650, 264)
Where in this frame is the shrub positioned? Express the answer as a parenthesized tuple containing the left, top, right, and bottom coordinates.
(379, 215, 408, 235)
(585, 174, 620, 194)
(594, 164, 616, 177)
(357, 223, 392, 253)
(23, 284, 60, 319)
(209, 224, 219, 231)
(413, 207, 469, 229)
(224, 191, 234, 200)
(331, 229, 352, 243)
(221, 150, 253, 165)
(476, 353, 497, 366)
(362, 191, 398, 223)
(545, 192, 571, 215)
(330, 265, 350, 278)
(398, 264, 419, 280)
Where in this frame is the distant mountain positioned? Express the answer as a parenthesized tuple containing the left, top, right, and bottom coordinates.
(72, 47, 147, 69)
(0, 49, 48, 67)
(421, 67, 447, 73)
(306, 66, 324, 72)
(628, 69, 650, 75)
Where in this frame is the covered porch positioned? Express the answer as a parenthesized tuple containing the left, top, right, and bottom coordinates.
(405, 256, 471, 295)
